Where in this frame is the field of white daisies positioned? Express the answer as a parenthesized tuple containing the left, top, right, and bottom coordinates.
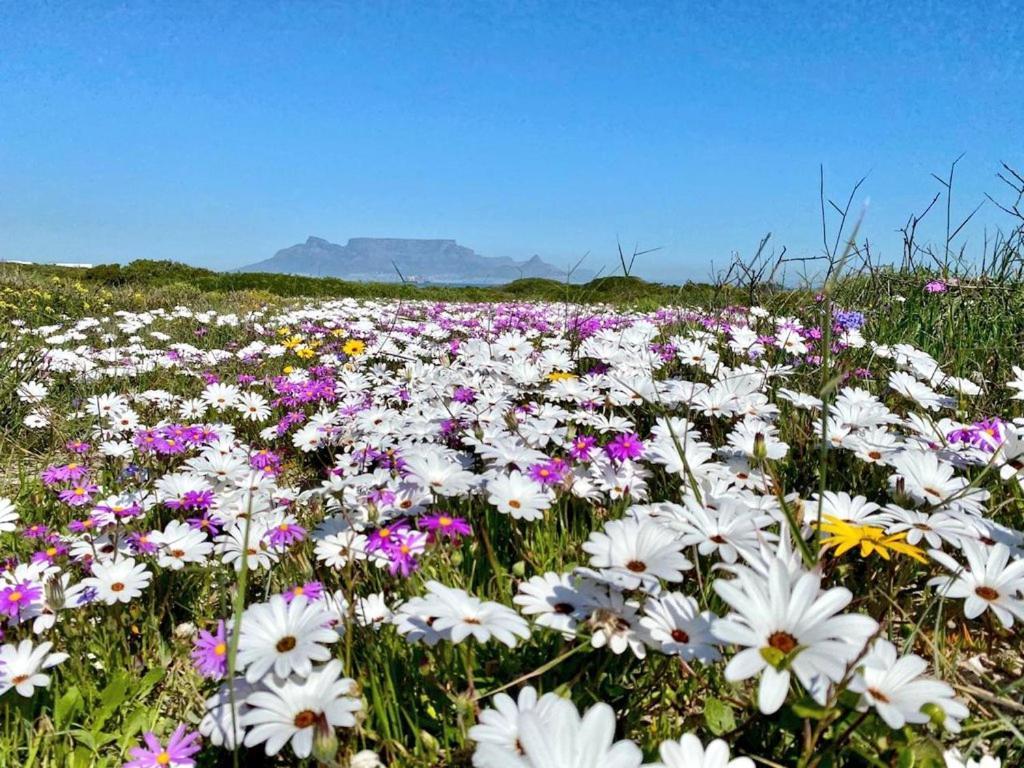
(0, 269, 1021, 768)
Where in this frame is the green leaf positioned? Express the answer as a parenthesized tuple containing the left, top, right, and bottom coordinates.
(704, 697, 736, 736)
(897, 747, 916, 768)
(54, 686, 84, 729)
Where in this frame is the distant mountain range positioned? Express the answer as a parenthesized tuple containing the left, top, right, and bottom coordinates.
(238, 237, 592, 284)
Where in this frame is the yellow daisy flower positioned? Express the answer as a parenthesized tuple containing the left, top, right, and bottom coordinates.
(817, 515, 928, 563)
(342, 339, 366, 356)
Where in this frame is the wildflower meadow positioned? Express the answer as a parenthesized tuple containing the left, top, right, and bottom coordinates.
(0, 251, 1021, 768)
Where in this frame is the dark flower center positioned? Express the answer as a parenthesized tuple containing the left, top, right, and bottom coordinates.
(867, 687, 890, 703)
(276, 635, 297, 652)
(110, 582, 125, 592)
(553, 602, 574, 614)
(975, 585, 999, 601)
(293, 709, 318, 728)
(767, 631, 798, 654)
(625, 560, 646, 572)
(671, 629, 690, 643)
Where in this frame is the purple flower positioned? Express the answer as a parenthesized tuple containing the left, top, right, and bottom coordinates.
(419, 513, 472, 541)
(185, 512, 222, 536)
(250, 449, 281, 471)
(190, 620, 228, 680)
(65, 439, 91, 454)
(925, 280, 948, 294)
(23, 524, 49, 539)
(833, 310, 866, 332)
(265, 521, 306, 549)
(948, 418, 1005, 453)
(452, 386, 477, 404)
(386, 530, 428, 577)
(366, 520, 411, 552)
(283, 581, 324, 603)
(605, 433, 645, 462)
(124, 723, 201, 768)
(69, 517, 103, 534)
(59, 483, 98, 507)
(528, 459, 569, 486)
(32, 544, 67, 565)
(41, 463, 89, 486)
(75, 586, 99, 606)
(568, 435, 597, 462)
(0, 581, 42, 619)
(125, 532, 159, 556)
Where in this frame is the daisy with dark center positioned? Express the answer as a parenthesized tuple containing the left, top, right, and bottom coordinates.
(241, 659, 360, 758)
(236, 594, 338, 682)
(580, 518, 691, 592)
(640, 592, 720, 663)
(514, 571, 600, 637)
(848, 639, 967, 732)
(712, 559, 878, 714)
(929, 540, 1024, 628)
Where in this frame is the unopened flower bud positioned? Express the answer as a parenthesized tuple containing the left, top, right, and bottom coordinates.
(752, 432, 768, 463)
(920, 702, 946, 727)
(44, 575, 65, 610)
(311, 713, 338, 764)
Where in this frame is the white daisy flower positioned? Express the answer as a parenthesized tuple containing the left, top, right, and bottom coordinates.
(639, 593, 720, 663)
(81, 557, 152, 604)
(487, 470, 551, 521)
(241, 659, 360, 758)
(151, 519, 214, 570)
(471, 694, 642, 768)
(929, 540, 1024, 628)
(712, 559, 878, 714)
(649, 733, 755, 768)
(469, 685, 562, 754)
(236, 595, 340, 682)
(0, 497, 19, 533)
(581, 518, 691, 592)
(514, 572, 599, 638)
(848, 639, 967, 732)
(0, 639, 69, 697)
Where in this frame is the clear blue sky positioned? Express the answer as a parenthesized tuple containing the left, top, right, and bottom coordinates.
(1, 1, 1022, 281)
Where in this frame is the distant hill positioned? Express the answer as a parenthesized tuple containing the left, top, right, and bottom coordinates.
(238, 237, 592, 284)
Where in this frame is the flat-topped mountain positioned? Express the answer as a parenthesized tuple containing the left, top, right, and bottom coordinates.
(238, 237, 590, 284)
